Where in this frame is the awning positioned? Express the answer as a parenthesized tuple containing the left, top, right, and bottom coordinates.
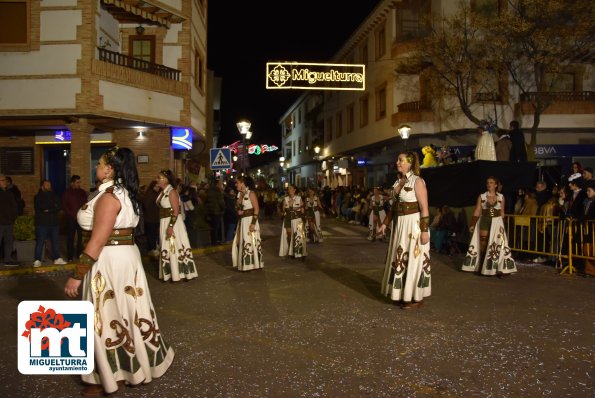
(101, 0, 185, 28)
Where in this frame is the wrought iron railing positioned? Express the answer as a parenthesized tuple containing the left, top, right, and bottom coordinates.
(520, 91, 594, 102)
(397, 100, 432, 112)
(97, 47, 181, 81)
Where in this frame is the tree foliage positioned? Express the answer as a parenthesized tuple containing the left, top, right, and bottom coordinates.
(404, 0, 595, 159)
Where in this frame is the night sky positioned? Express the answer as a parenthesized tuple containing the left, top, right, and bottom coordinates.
(207, 1, 381, 165)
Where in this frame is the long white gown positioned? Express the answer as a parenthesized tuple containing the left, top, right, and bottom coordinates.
(380, 173, 431, 303)
(231, 188, 263, 271)
(279, 194, 307, 258)
(305, 195, 324, 243)
(78, 181, 174, 393)
(157, 185, 197, 282)
(476, 130, 497, 161)
(462, 192, 517, 275)
(368, 194, 387, 240)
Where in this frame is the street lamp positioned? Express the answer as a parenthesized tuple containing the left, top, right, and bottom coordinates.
(398, 124, 411, 150)
(236, 119, 251, 172)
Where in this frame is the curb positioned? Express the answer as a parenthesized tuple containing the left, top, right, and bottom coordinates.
(0, 243, 232, 278)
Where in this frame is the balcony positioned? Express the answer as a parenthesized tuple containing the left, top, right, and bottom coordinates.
(392, 100, 433, 126)
(519, 91, 595, 114)
(98, 48, 181, 81)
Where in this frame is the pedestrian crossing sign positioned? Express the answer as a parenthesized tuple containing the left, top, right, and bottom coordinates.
(210, 148, 232, 170)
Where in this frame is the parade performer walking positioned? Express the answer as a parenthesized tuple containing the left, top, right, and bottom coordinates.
(279, 184, 307, 259)
(232, 176, 263, 271)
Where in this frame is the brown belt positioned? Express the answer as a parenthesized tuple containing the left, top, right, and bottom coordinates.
(482, 208, 499, 218)
(285, 210, 301, 220)
(82, 228, 135, 246)
(241, 209, 255, 218)
(396, 201, 419, 216)
(159, 207, 173, 218)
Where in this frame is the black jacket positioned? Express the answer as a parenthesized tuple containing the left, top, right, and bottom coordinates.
(34, 190, 62, 226)
(0, 188, 18, 225)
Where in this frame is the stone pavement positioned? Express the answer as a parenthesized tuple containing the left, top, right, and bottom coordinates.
(0, 217, 593, 397)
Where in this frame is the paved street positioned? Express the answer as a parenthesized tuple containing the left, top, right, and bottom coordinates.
(0, 216, 593, 397)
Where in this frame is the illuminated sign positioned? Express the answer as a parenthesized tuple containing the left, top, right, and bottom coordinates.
(224, 141, 279, 155)
(171, 128, 192, 150)
(55, 130, 72, 141)
(266, 62, 365, 91)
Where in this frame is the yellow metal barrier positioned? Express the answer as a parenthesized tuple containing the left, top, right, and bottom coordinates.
(504, 214, 594, 276)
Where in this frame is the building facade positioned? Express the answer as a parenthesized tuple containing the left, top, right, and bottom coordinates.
(0, 0, 209, 211)
(279, 0, 595, 190)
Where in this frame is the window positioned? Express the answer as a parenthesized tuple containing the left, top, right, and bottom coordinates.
(375, 24, 386, 59)
(292, 141, 296, 157)
(545, 73, 576, 92)
(359, 43, 368, 66)
(129, 35, 155, 63)
(325, 118, 333, 142)
(395, 0, 430, 40)
(335, 112, 342, 139)
(298, 108, 302, 125)
(0, 147, 34, 175)
(346, 103, 354, 133)
(0, 0, 39, 51)
(359, 95, 369, 127)
(375, 84, 387, 120)
(471, 0, 504, 17)
(194, 46, 205, 92)
(474, 69, 505, 102)
(298, 137, 302, 154)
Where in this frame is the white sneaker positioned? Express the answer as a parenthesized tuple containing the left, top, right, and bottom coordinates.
(33, 260, 42, 268)
(54, 258, 67, 265)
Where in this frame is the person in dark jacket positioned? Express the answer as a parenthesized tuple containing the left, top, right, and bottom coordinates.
(223, 185, 239, 242)
(205, 178, 225, 245)
(140, 180, 161, 257)
(33, 180, 66, 267)
(6, 176, 24, 215)
(0, 174, 19, 266)
(62, 175, 88, 261)
(509, 120, 528, 162)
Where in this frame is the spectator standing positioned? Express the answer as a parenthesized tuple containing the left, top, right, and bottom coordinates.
(33, 180, 66, 267)
(567, 173, 586, 219)
(6, 176, 24, 215)
(223, 185, 238, 242)
(509, 120, 528, 162)
(582, 166, 593, 183)
(582, 180, 595, 276)
(0, 174, 19, 266)
(205, 178, 225, 245)
(62, 175, 88, 262)
(140, 180, 161, 257)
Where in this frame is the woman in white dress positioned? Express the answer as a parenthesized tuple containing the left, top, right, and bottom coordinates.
(279, 184, 307, 259)
(475, 121, 497, 161)
(368, 187, 387, 241)
(462, 176, 517, 277)
(232, 176, 263, 271)
(304, 187, 323, 243)
(379, 152, 431, 309)
(64, 147, 174, 396)
(156, 169, 197, 282)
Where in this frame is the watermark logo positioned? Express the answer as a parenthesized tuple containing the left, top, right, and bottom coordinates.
(18, 301, 94, 374)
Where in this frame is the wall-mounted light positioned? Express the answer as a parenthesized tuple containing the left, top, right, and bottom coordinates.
(137, 130, 145, 138)
(136, 25, 145, 35)
(314, 145, 321, 154)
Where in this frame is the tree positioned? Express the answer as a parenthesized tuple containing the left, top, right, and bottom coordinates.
(403, 0, 595, 159)
(488, 0, 595, 159)
(404, 2, 499, 128)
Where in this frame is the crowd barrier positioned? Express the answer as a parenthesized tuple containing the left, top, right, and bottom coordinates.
(503, 214, 595, 275)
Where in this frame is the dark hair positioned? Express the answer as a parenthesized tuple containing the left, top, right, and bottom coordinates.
(5, 176, 12, 184)
(238, 175, 255, 190)
(486, 175, 500, 185)
(510, 120, 519, 129)
(159, 169, 176, 187)
(103, 146, 140, 215)
(70, 175, 81, 183)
